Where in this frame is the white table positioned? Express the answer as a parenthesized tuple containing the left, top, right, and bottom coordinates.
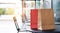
(0, 15, 17, 33)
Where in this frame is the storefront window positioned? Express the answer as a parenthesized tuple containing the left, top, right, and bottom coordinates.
(53, 0, 60, 24)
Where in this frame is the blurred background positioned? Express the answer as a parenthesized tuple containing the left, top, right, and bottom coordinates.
(0, 0, 60, 33)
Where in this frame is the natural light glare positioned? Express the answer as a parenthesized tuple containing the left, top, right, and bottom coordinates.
(0, 0, 22, 33)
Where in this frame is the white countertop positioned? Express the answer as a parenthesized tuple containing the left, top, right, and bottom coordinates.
(0, 15, 17, 33)
(0, 20, 17, 33)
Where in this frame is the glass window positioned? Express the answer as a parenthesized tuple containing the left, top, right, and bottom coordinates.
(53, 0, 60, 24)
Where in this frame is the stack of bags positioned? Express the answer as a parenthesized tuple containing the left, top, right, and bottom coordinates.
(22, 0, 55, 30)
(30, 9, 55, 30)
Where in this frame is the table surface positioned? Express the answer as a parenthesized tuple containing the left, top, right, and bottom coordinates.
(31, 25, 60, 33)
